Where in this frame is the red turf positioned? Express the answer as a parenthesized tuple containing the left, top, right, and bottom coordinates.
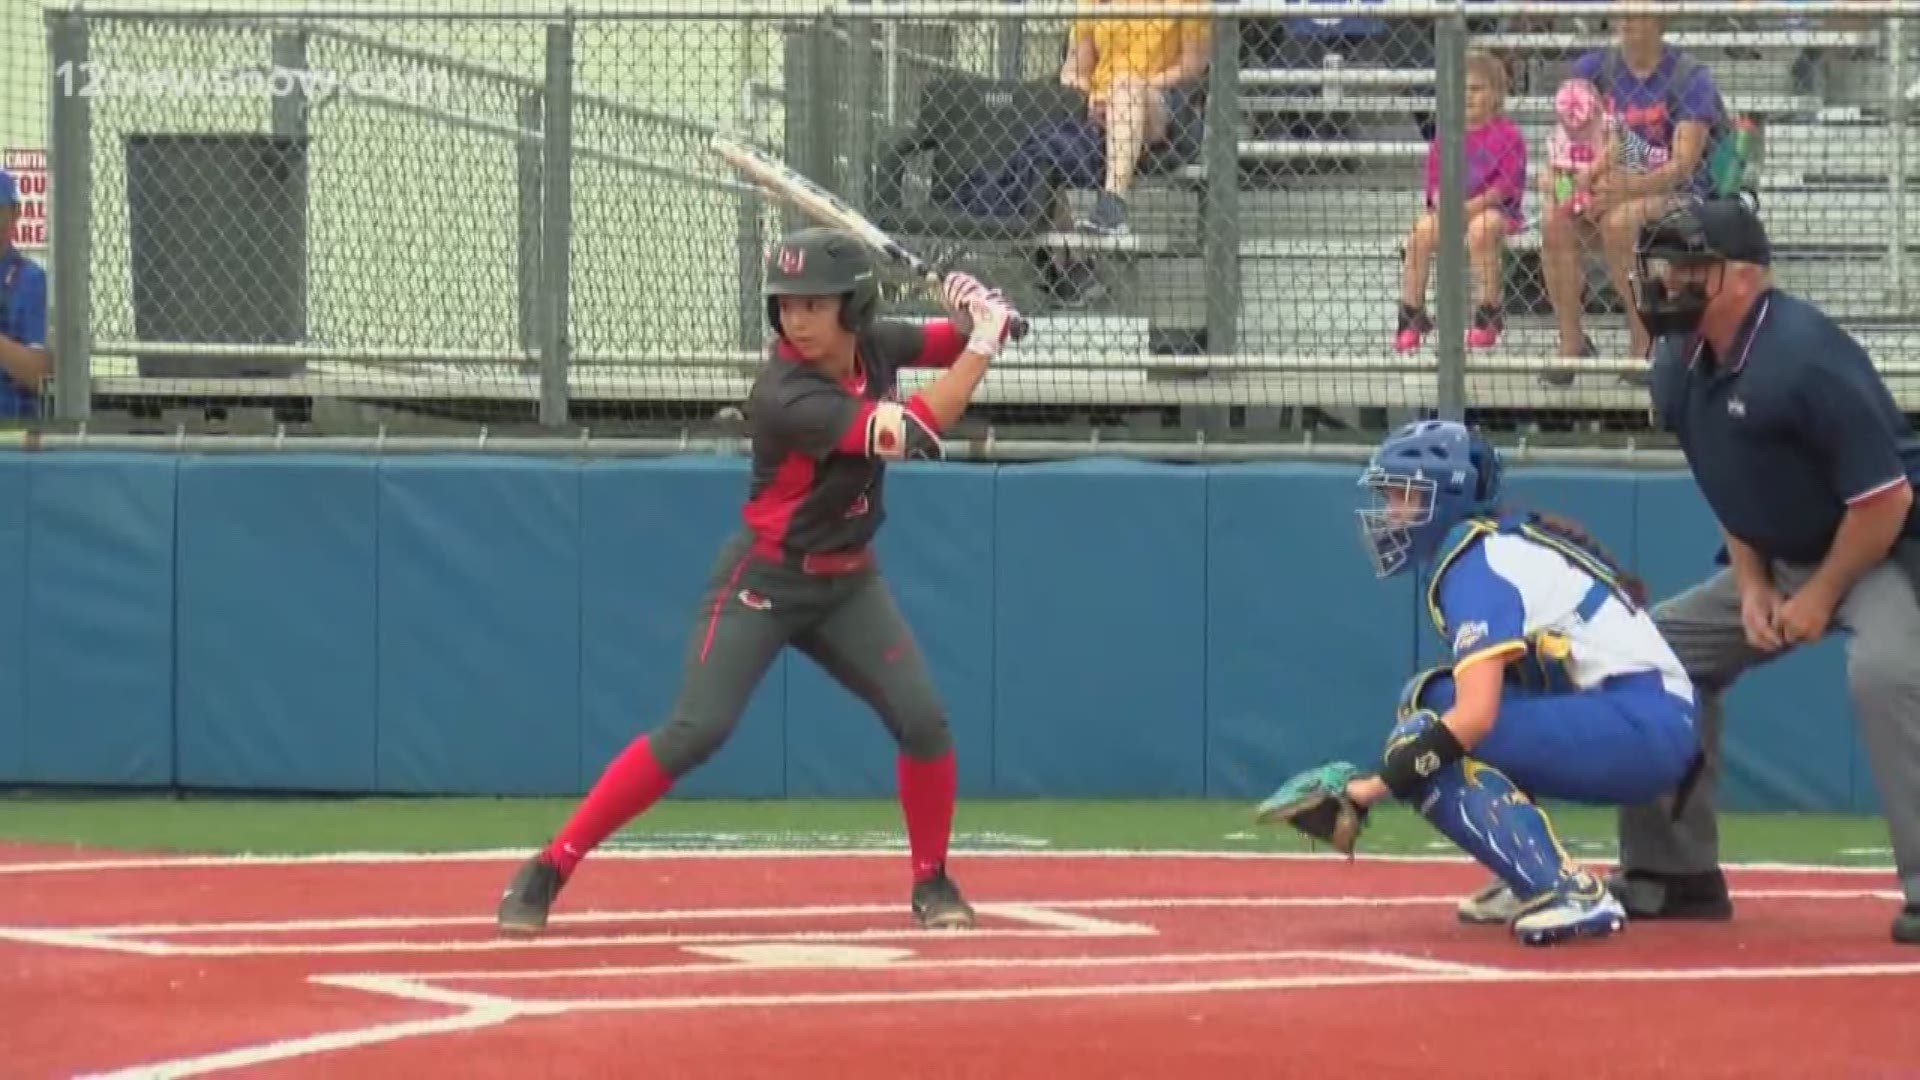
(1, 847, 1915, 1078)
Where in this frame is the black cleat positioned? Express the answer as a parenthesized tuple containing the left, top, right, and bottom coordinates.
(1894, 904, 1920, 946)
(497, 854, 566, 936)
(911, 869, 977, 930)
(1604, 868, 1734, 921)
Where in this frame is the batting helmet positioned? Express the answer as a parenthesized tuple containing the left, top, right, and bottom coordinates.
(764, 227, 881, 337)
(1356, 420, 1503, 579)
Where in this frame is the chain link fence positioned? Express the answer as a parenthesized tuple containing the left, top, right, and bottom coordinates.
(13, 2, 1920, 452)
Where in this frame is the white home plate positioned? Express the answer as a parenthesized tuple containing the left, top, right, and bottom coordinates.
(684, 943, 916, 967)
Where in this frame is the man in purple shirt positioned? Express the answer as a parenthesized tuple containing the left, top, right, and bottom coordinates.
(1539, 15, 1723, 372)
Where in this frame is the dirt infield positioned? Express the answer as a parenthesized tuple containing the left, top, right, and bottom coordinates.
(2, 847, 1916, 1078)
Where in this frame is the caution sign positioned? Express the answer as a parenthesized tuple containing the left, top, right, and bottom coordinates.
(5, 149, 47, 251)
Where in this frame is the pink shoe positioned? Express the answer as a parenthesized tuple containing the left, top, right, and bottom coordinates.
(1467, 305, 1503, 350)
(1394, 304, 1432, 353)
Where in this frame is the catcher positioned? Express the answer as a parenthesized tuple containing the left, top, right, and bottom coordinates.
(1257, 420, 1703, 946)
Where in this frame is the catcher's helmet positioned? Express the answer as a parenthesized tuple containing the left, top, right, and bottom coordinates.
(1631, 194, 1770, 337)
(1356, 420, 1503, 580)
(764, 227, 880, 337)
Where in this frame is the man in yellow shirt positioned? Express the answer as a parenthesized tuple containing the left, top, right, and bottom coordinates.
(1060, 0, 1211, 236)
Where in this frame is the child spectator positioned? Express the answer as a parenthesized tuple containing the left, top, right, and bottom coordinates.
(1396, 50, 1526, 353)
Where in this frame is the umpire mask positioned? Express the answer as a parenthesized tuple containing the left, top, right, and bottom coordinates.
(1631, 195, 1771, 337)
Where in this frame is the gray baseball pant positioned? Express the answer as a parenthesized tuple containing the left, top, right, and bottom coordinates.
(647, 534, 952, 777)
(1617, 539, 1920, 904)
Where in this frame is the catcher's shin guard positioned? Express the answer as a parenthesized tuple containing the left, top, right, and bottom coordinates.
(1388, 713, 1576, 904)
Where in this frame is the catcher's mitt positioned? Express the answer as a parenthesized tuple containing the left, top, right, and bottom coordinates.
(1254, 761, 1369, 856)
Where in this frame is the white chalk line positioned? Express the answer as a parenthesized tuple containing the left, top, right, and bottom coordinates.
(386, 948, 1503, 983)
(0, 847, 1900, 876)
(340, 957, 1920, 1018)
(1, 889, 1897, 959)
(65, 900, 1154, 937)
(74, 974, 550, 1080)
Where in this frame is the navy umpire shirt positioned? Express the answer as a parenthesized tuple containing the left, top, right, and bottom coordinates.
(1650, 287, 1920, 566)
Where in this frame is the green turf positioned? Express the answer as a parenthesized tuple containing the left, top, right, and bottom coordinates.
(0, 791, 1896, 867)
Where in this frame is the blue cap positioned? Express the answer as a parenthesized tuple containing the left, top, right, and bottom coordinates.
(0, 169, 17, 206)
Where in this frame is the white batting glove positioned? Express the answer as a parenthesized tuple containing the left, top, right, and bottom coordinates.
(965, 296, 1015, 360)
(941, 270, 1006, 334)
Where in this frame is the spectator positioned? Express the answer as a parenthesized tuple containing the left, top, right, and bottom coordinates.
(0, 168, 49, 419)
(1060, 0, 1210, 237)
(1396, 50, 1526, 354)
(1539, 14, 1722, 371)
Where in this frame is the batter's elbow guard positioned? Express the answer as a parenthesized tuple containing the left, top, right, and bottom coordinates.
(866, 400, 944, 461)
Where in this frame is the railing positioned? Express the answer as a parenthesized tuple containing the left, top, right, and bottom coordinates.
(14, 2, 1920, 455)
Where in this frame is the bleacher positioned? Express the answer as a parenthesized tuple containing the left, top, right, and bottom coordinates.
(990, 22, 1920, 424)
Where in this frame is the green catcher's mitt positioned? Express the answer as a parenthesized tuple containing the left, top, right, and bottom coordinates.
(1254, 761, 1369, 856)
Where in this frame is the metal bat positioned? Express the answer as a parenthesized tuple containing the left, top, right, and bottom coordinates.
(710, 132, 1030, 343)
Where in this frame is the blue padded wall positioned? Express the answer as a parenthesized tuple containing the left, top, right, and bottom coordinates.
(0, 456, 26, 781)
(993, 460, 1208, 797)
(0, 451, 1890, 812)
(174, 457, 379, 791)
(376, 457, 582, 795)
(1204, 463, 1418, 798)
(23, 454, 175, 785)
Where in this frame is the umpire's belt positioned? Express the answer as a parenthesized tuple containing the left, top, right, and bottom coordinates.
(754, 542, 874, 576)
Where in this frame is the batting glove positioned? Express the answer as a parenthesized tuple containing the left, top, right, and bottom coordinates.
(965, 296, 1016, 360)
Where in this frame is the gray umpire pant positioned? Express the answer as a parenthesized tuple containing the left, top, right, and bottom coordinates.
(1617, 539, 1920, 904)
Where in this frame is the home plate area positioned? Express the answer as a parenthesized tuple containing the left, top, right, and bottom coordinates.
(4, 851, 1920, 1078)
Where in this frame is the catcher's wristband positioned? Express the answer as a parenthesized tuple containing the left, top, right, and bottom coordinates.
(1378, 718, 1466, 800)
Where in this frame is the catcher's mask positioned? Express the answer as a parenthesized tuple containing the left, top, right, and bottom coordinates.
(764, 227, 881, 339)
(1357, 420, 1503, 579)
(1630, 193, 1770, 338)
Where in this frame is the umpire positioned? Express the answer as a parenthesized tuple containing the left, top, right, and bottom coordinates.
(1616, 194, 1920, 944)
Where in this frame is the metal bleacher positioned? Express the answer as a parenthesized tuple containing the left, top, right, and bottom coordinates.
(1006, 22, 1920, 426)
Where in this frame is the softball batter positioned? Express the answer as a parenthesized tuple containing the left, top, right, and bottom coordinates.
(497, 227, 1017, 934)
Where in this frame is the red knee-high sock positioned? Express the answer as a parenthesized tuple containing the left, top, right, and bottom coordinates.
(544, 735, 674, 878)
(897, 751, 957, 882)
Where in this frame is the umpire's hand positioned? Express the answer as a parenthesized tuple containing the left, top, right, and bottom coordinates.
(1740, 583, 1788, 653)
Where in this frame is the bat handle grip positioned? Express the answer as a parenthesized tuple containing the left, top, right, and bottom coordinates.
(1008, 314, 1031, 343)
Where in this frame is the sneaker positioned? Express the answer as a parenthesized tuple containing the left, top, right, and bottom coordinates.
(1894, 904, 1920, 945)
(1457, 877, 1524, 925)
(496, 854, 566, 936)
(1077, 191, 1129, 237)
(1394, 303, 1432, 353)
(1466, 303, 1503, 350)
(1511, 872, 1627, 946)
(911, 869, 977, 930)
(1604, 868, 1735, 921)
(1538, 333, 1597, 387)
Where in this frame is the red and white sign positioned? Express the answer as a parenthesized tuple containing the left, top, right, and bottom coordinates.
(5, 148, 48, 251)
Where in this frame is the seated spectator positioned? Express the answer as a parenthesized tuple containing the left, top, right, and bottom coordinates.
(1539, 14, 1722, 369)
(1059, 0, 1210, 236)
(1396, 50, 1526, 353)
(1541, 76, 1659, 225)
(0, 169, 49, 420)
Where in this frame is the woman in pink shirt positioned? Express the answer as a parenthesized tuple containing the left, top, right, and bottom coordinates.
(1396, 50, 1528, 353)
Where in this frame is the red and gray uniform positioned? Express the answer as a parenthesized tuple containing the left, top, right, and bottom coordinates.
(645, 317, 970, 777)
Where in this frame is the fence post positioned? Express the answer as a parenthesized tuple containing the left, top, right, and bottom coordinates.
(539, 20, 574, 426)
(47, 10, 92, 424)
(1889, 16, 1907, 308)
(517, 90, 544, 356)
(844, 5, 874, 210)
(270, 31, 309, 143)
(737, 19, 765, 351)
(1202, 5, 1242, 358)
(1431, 11, 1469, 422)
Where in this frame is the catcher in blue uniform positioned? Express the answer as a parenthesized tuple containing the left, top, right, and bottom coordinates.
(1257, 420, 1703, 946)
